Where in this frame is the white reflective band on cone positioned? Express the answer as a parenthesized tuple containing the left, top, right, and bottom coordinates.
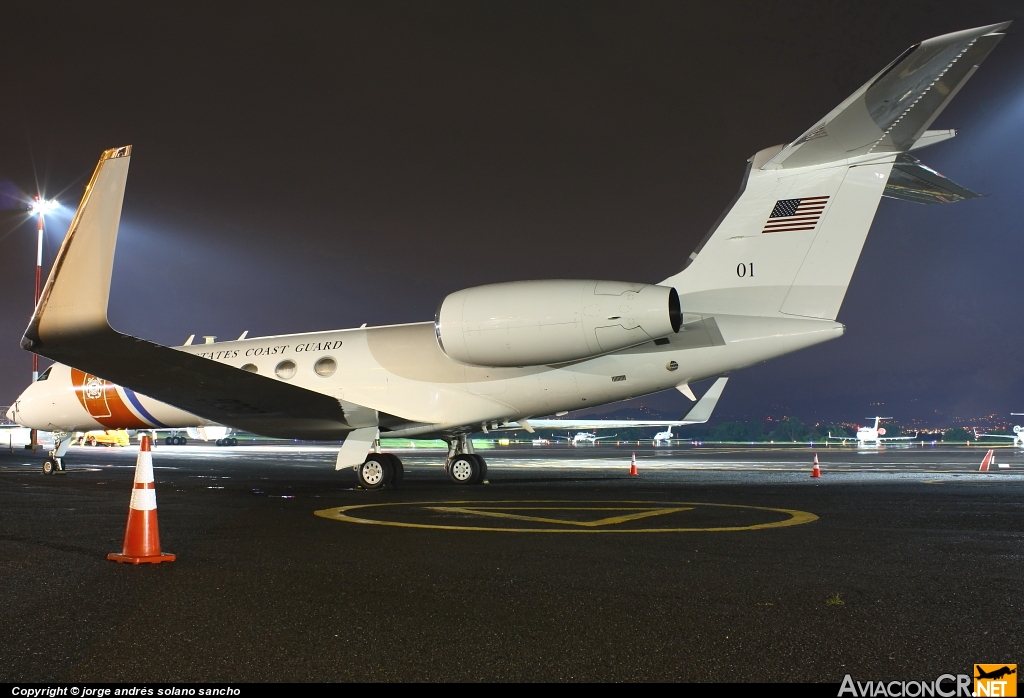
(129, 488, 157, 511)
(134, 452, 154, 484)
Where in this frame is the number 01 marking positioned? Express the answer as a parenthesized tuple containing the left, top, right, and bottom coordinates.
(736, 262, 754, 278)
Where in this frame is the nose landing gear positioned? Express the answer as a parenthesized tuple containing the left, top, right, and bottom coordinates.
(41, 432, 73, 475)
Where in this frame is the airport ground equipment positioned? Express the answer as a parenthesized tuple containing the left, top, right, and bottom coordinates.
(107, 436, 175, 564)
(7, 23, 1011, 484)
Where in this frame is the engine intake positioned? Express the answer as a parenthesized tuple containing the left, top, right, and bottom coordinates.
(435, 280, 681, 367)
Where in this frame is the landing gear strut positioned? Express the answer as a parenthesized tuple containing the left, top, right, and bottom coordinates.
(41, 432, 73, 475)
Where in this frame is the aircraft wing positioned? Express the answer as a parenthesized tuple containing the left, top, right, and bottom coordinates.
(20, 147, 394, 441)
(523, 377, 728, 430)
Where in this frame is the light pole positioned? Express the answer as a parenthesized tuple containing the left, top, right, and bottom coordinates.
(27, 196, 58, 449)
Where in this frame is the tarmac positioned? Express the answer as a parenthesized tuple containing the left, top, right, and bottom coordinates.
(1, 441, 1021, 682)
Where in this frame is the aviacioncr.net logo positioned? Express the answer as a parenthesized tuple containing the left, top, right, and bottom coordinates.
(839, 674, 972, 697)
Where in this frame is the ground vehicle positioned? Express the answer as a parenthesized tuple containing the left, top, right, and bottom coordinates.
(77, 429, 130, 447)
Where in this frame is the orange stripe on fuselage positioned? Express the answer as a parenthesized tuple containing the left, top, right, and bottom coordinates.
(71, 368, 150, 429)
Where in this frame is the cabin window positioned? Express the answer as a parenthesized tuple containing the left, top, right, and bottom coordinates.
(314, 357, 337, 377)
(275, 360, 297, 380)
(37, 366, 52, 381)
(240, 364, 258, 373)
(654, 338, 671, 346)
(611, 375, 626, 382)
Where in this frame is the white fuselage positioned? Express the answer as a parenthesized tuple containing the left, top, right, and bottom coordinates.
(9, 314, 842, 437)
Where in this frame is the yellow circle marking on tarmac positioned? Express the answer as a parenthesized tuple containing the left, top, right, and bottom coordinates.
(313, 500, 818, 533)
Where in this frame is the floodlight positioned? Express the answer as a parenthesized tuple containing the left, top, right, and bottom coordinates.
(29, 197, 59, 215)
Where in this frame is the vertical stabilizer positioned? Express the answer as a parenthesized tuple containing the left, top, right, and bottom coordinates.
(662, 22, 1009, 321)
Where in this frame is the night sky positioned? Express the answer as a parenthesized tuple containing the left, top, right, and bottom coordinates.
(2, 1, 1024, 429)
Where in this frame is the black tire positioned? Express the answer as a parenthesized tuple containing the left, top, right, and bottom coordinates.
(176, 436, 187, 445)
(475, 454, 488, 484)
(228, 438, 238, 446)
(385, 453, 404, 489)
(215, 439, 224, 446)
(164, 436, 173, 446)
(357, 455, 393, 490)
(42, 459, 55, 475)
(447, 454, 479, 484)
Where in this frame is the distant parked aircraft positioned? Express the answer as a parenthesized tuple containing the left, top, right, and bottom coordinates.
(829, 417, 917, 446)
(974, 414, 1024, 447)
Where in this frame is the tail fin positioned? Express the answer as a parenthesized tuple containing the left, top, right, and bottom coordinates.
(663, 22, 1009, 320)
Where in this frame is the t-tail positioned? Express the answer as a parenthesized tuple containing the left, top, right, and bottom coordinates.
(662, 23, 1008, 321)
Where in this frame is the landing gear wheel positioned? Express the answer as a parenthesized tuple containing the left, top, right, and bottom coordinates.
(228, 438, 238, 446)
(42, 459, 56, 475)
(383, 454, 404, 489)
(475, 455, 487, 484)
(164, 436, 173, 446)
(175, 436, 187, 445)
(358, 455, 393, 490)
(448, 454, 479, 485)
(215, 439, 224, 446)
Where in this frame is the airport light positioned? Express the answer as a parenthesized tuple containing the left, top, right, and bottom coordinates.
(27, 196, 58, 450)
(29, 196, 58, 381)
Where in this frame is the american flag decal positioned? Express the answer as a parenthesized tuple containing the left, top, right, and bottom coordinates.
(761, 196, 829, 234)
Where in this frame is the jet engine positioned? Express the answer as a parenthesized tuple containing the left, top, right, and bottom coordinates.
(435, 280, 682, 367)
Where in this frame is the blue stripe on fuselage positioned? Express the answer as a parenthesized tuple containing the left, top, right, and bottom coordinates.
(123, 388, 167, 428)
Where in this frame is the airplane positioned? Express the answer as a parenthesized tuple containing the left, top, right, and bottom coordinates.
(653, 426, 674, 446)
(153, 425, 237, 446)
(973, 414, 1024, 446)
(975, 666, 1016, 681)
(6, 23, 1010, 488)
(829, 417, 918, 447)
(553, 432, 617, 446)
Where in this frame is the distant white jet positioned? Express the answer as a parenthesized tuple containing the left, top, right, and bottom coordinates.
(653, 425, 674, 446)
(829, 417, 917, 447)
(553, 431, 618, 446)
(974, 415, 1024, 447)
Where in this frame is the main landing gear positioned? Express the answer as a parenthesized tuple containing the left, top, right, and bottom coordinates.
(356, 452, 405, 490)
(350, 433, 486, 489)
(41, 432, 73, 475)
(444, 434, 488, 485)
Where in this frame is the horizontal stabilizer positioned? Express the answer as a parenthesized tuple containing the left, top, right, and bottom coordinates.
(767, 22, 1009, 169)
(883, 153, 982, 204)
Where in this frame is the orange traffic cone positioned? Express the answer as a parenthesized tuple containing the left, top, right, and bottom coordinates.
(979, 449, 994, 472)
(629, 452, 639, 476)
(108, 436, 175, 564)
(811, 453, 821, 478)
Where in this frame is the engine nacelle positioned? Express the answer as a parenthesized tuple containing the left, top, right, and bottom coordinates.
(435, 280, 682, 367)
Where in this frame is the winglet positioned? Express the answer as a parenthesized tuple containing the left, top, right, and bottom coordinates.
(680, 376, 729, 424)
(22, 146, 132, 351)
